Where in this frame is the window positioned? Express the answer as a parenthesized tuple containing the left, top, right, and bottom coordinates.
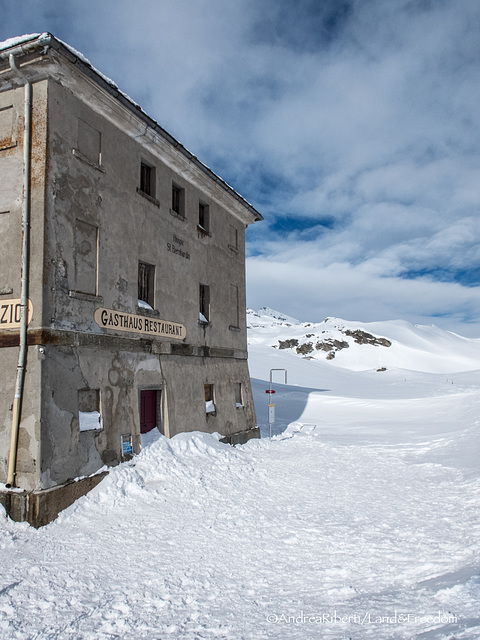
(205, 384, 216, 414)
(0, 105, 16, 151)
(198, 201, 210, 233)
(76, 118, 101, 166)
(138, 261, 155, 309)
(137, 161, 159, 205)
(78, 389, 102, 431)
(234, 383, 243, 408)
(140, 161, 155, 197)
(229, 225, 239, 251)
(74, 219, 98, 295)
(229, 284, 239, 329)
(172, 183, 185, 217)
(199, 284, 210, 323)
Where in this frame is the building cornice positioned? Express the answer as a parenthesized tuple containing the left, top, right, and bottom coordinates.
(0, 32, 263, 225)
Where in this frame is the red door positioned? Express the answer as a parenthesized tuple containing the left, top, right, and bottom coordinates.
(140, 390, 157, 434)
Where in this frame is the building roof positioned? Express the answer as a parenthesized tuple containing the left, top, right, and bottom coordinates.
(0, 32, 263, 223)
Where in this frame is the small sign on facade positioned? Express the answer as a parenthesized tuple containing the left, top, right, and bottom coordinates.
(0, 298, 33, 330)
(268, 403, 275, 425)
(121, 434, 133, 457)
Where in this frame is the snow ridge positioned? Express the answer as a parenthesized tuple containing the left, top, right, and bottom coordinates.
(247, 308, 480, 373)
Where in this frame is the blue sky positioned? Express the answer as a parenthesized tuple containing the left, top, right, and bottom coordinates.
(2, 0, 480, 336)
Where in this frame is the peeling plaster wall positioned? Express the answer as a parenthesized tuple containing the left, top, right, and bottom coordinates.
(44, 78, 250, 349)
(0, 77, 48, 490)
(2, 46, 258, 493)
(40, 344, 165, 487)
(0, 346, 42, 490)
(159, 356, 256, 438)
(39, 345, 256, 487)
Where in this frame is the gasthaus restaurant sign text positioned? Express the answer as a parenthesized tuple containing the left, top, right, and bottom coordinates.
(94, 308, 186, 340)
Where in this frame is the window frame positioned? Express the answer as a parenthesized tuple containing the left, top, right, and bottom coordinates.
(74, 218, 99, 296)
(77, 118, 102, 165)
(234, 382, 243, 408)
(204, 384, 216, 415)
(198, 201, 210, 234)
(0, 105, 17, 151)
(137, 160, 160, 206)
(78, 388, 102, 432)
(228, 224, 239, 252)
(199, 283, 210, 324)
(138, 261, 156, 310)
(171, 182, 185, 218)
(229, 283, 240, 330)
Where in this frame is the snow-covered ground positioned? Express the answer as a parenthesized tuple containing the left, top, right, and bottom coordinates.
(1, 309, 480, 639)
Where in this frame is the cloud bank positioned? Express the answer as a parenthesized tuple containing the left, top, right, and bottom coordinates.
(2, 0, 480, 334)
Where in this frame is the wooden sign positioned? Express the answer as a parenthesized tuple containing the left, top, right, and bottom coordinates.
(94, 308, 186, 340)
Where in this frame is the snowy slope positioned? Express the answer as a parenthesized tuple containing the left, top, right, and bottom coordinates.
(247, 307, 480, 373)
(1, 309, 480, 639)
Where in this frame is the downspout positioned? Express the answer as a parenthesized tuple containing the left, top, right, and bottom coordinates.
(6, 54, 32, 488)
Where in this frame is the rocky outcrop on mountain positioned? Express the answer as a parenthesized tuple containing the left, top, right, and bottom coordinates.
(343, 329, 391, 348)
(276, 328, 391, 360)
(296, 342, 313, 355)
(316, 339, 349, 352)
(256, 309, 392, 362)
(278, 338, 299, 349)
(248, 307, 480, 373)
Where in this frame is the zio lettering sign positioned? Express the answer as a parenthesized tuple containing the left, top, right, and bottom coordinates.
(0, 299, 34, 329)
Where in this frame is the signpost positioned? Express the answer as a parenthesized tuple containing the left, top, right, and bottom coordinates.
(267, 368, 287, 439)
(268, 403, 275, 426)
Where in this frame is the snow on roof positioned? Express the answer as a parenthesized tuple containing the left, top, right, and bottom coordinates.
(0, 33, 42, 50)
(0, 32, 263, 222)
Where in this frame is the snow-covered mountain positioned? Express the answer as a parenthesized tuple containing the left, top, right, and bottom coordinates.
(247, 307, 480, 373)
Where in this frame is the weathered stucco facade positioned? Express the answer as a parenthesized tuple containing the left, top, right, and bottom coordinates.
(0, 34, 262, 524)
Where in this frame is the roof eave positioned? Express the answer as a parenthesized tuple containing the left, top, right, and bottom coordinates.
(0, 32, 263, 223)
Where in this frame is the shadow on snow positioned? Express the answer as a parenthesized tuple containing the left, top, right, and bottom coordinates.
(251, 377, 329, 438)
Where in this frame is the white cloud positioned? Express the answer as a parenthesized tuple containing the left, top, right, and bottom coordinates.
(246, 255, 480, 337)
(2, 0, 480, 334)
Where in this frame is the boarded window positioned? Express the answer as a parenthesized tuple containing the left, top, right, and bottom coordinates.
(230, 284, 239, 328)
(78, 389, 102, 431)
(75, 219, 98, 295)
(0, 105, 15, 150)
(199, 283, 210, 323)
(229, 225, 238, 251)
(138, 261, 155, 309)
(77, 118, 101, 165)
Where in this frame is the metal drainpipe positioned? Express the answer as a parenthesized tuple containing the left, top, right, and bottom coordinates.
(6, 54, 32, 488)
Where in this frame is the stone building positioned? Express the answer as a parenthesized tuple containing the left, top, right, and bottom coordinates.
(0, 33, 262, 525)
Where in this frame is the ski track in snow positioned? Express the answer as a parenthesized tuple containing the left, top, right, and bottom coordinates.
(1, 311, 480, 639)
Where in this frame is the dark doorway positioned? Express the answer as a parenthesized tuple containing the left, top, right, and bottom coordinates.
(140, 390, 157, 434)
